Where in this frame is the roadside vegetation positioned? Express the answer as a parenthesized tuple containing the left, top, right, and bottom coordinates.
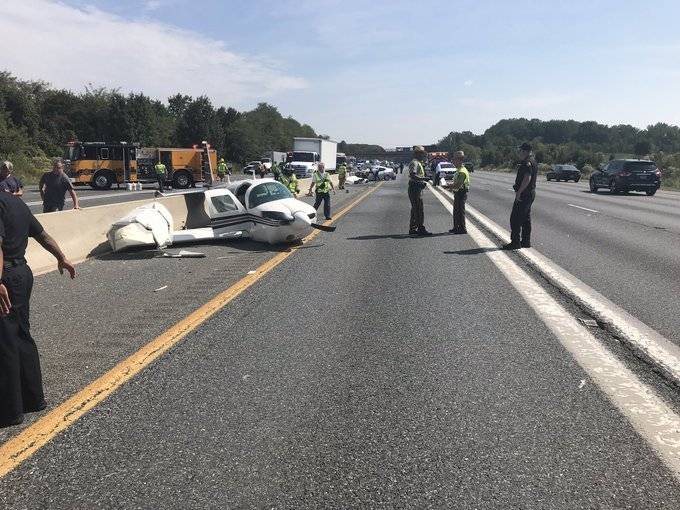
(434, 119, 680, 191)
(0, 71, 317, 183)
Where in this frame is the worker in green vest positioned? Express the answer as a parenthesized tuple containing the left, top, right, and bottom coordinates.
(280, 165, 299, 196)
(154, 161, 167, 191)
(448, 150, 470, 234)
(307, 162, 336, 220)
(338, 163, 348, 191)
(272, 162, 282, 182)
(408, 145, 431, 236)
(217, 158, 228, 183)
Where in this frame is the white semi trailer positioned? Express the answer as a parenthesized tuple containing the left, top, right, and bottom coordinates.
(290, 137, 337, 177)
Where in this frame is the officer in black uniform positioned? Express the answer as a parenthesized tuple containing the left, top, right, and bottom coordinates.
(503, 142, 538, 250)
(0, 193, 75, 428)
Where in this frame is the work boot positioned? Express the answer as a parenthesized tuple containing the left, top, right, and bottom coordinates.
(502, 242, 521, 250)
(0, 414, 24, 428)
(417, 227, 433, 236)
(521, 239, 531, 248)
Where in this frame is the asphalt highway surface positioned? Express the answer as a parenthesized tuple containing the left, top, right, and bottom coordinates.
(468, 171, 680, 344)
(3, 174, 680, 508)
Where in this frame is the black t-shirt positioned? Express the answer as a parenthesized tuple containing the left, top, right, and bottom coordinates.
(0, 175, 23, 193)
(0, 192, 44, 260)
(39, 171, 73, 206)
(514, 158, 538, 195)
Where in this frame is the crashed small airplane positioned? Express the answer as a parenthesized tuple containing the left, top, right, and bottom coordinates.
(107, 179, 335, 251)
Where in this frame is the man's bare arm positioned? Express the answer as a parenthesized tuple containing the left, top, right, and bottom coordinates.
(34, 231, 76, 278)
(0, 245, 11, 315)
(69, 189, 80, 209)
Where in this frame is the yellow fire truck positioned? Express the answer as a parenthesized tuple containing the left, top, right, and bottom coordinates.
(64, 141, 217, 189)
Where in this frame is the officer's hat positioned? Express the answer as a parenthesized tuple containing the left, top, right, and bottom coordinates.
(413, 145, 426, 153)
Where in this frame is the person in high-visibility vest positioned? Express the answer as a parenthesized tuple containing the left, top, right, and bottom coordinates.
(447, 150, 470, 234)
(154, 161, 167, 191)
(307, 162, 335, 220)
(408, 145, 431, 236)
(217, 158, 228, 183)
(271, 162, 282, 181)
(280, 165, 299, 196)
(338, 163, 348, 191)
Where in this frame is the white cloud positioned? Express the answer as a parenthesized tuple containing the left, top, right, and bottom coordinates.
(0, 0, 306, 107)
(463, 80, 473, 87)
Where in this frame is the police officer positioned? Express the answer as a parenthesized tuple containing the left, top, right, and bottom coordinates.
(307, 162, 336, 220)
(448, 150, 470, 234)
(1, 192, 75, 427)
(0, 161, 24, 197)
(503, 142, 538, 250)
(154, 160, 167, 191)
(280, 165, 299, 196)
(338, 162, 348, 191)
(408, 145, 431, 236)
(217, 158, 228, 183)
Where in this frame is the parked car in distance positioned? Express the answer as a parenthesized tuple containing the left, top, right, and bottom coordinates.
(547, 164, 581, 182)
(463, 160, 474, 172)
(434, 162, 457, 181)
(589, 159, 661, 196)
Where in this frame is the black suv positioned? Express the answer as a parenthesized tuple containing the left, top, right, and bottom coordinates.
(546, 164, 581, 182)
(589, 159, 661, 196)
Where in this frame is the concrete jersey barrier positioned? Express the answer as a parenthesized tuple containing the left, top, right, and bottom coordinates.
(26, 176, 336, 275)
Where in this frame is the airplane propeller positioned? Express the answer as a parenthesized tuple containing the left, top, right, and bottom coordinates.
(310, 223, 336, 232)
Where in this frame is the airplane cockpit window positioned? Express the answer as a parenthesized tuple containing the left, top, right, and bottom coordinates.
(211, 194, 239, 213)
(248, 182, 293, 208)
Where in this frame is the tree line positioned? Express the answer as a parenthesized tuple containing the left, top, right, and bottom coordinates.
(434, 118, 680, 177)
(0, 71, 316, 181)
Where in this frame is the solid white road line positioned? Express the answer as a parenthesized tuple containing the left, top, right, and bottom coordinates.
(435, 185, 680, 388)
(567, 203, 599, 213)
(429, 185, 680, 480)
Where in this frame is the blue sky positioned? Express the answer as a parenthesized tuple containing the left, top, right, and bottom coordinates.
(3, 0, 680, 146)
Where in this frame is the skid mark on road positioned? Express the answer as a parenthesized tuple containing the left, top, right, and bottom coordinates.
(430, 185, 680, 481)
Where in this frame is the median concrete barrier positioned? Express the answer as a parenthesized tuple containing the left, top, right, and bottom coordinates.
(25, 176, 332, 275)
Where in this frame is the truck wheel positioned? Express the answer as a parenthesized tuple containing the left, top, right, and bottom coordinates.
(173, 171, 192, 189)
(92, 171, 113, 190)
(646, 189, 657, 196)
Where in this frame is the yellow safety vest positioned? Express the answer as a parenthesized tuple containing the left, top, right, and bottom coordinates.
(313, 171, 331, 193)
(154, 163, 166, 175)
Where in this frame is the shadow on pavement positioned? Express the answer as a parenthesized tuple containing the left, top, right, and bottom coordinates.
(579, 190, 647, 197)
(347, 232, 453, 241)
(443, 247, 501, 256)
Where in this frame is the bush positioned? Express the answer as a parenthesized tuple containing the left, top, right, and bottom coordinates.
(0, 152, 51, 184)
(661, 166, 680, 191)
(581, 164, 595, 178)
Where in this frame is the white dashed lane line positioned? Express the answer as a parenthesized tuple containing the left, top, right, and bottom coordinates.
(567, 203, 599, 213)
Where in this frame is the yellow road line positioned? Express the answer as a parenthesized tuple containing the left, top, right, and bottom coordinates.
(0, 183, 383, 479)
